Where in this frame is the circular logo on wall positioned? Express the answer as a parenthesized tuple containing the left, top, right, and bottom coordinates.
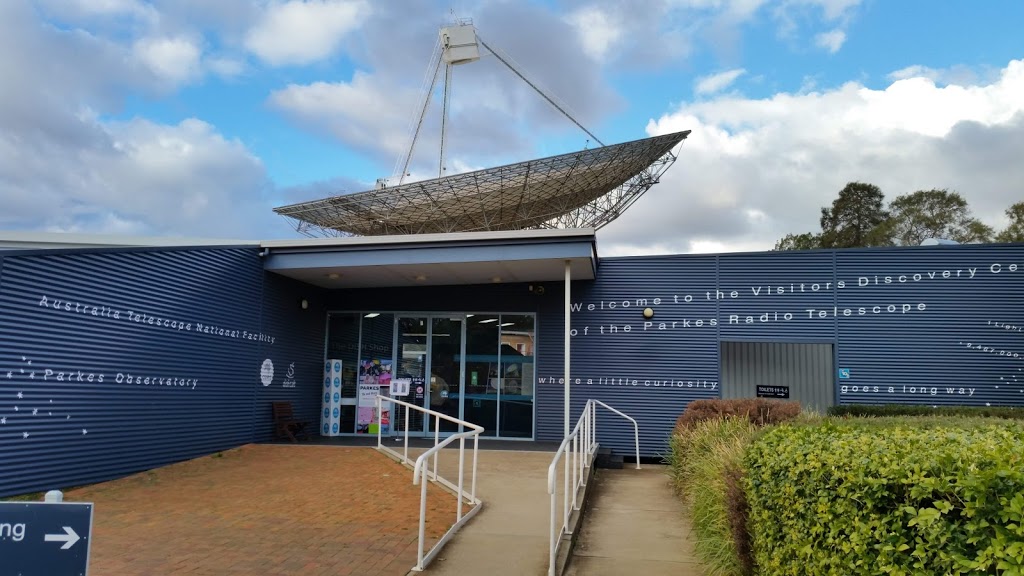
(260, 359, 275, 386)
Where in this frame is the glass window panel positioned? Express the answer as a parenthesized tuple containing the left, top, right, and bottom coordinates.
(499, 314, 535, 438)
(463, 314, 499, 436)
(357, 313, 394, 434)
(325, 312, 360, 433)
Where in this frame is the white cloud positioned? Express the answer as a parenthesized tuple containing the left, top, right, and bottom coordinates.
(695, 68, 746, 95)
(34, 0, 159, 24)
(133, 36, 203, 86)
(207, 56, 247, 78)
(0, 114, 279, 238)
(244, 0, 370, 66)
(268, 72, 421, 162)
(565, 6, 623, 61)
(814, 28, 846, 53)
(596, 59, 1024, 256)
(888, 65, 939, 82)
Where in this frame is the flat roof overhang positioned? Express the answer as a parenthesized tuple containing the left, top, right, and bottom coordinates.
(260, 228, 598, 289)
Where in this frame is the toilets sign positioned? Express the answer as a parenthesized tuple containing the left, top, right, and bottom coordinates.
(0, 501, 93, 575)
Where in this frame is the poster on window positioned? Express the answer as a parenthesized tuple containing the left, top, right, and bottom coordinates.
(360, 358, 392, 387)
(357, 383, 379, 434)
(391, 377, 411, 397)
(357, 358, 392, 434)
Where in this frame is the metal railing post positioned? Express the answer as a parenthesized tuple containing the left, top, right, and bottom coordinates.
(404, 405, 410, 464)
(433, 415, 440, 480)
(471, 435, 479, 504)
(417, 462, 429, 570)
(571, 434, 578, 511)
(457, 436, 465, 522)
(549, 481, 557, 576)
(377, 396, 383, 449)
(563, 447, 569, 531)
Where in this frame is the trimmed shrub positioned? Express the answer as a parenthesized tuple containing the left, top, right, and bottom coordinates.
(676, 398, 802, 430)
(743, 419, 1024, 575)
(828, 403, 1024, 420)
(669, 416, 760, 576)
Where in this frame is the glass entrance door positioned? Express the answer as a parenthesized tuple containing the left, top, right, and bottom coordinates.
(388, 313, 534, 439)
(393, 316, 428, 436)
(429, 317, 464, 434)
(392, 315, 465, 437)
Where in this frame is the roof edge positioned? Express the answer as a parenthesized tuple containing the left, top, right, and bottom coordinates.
(0, 230, 259, 250)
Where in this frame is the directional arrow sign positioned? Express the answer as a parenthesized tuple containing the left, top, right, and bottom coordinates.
(0, 501, 93, 576)
(45, 526, 81, 550)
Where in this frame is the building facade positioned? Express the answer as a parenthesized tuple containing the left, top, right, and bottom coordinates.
(0, 231, 1021, 497)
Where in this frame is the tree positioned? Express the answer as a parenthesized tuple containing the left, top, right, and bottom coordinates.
(773, 232, 821, 251)
(882, 188, 994, 245)
(995, 201, 1024, 243)
(818, 182, 890, 248)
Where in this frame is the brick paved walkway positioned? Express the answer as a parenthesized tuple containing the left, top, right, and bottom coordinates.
(64, 444, 463, 576)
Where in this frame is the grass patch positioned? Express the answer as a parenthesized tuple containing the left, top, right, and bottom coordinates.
(670, 416, 761, 576)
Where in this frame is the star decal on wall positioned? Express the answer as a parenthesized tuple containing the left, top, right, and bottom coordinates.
(4, 356, 81, 439)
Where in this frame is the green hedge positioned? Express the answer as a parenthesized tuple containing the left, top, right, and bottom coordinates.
(828, 403, 1024, 420)
(743, 420, 1024, 575)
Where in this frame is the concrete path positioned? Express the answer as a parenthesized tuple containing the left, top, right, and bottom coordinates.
(566, 465, 705, 576)
(414, 448, 558, 576)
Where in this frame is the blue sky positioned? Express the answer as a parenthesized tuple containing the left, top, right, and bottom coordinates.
(2, 0, 1023, 254)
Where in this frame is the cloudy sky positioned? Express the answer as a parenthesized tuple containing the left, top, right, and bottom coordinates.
(1, 0, 1022, 255)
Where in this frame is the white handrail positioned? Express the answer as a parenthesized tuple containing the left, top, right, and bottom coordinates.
(375, 395, 485, 572)
(547, 399, 641, 576)
(590, 399, 641, 470)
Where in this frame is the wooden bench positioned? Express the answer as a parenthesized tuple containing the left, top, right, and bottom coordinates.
(272, 401, 310, 443)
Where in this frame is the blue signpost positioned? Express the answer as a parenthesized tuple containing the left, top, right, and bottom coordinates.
(0, 501, 93, 576)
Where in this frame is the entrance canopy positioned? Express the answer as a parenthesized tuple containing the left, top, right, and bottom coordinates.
(261, 228, 597, 289)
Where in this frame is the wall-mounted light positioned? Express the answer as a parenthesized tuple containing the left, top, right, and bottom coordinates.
(642, 307, 654, 319)
(301, 299, 309, 310)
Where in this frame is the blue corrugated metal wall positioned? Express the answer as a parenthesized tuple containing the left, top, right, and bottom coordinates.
(549, 255, 721, 457)
(4, 240, 1018, 497)
(0, 247, 325, 498)
(254, 272, 329, 441)
(834, 246, 1023, 407)
(558, 244, 1024, 457)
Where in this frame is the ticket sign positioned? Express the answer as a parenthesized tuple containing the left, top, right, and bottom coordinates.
(0, 501, 94, 576)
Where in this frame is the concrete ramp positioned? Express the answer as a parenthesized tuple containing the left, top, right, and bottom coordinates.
(414, 448, 557, 576)
(566, 465, 705, 575)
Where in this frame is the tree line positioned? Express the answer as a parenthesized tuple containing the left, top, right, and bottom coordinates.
(773, 182, 1024, 250)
